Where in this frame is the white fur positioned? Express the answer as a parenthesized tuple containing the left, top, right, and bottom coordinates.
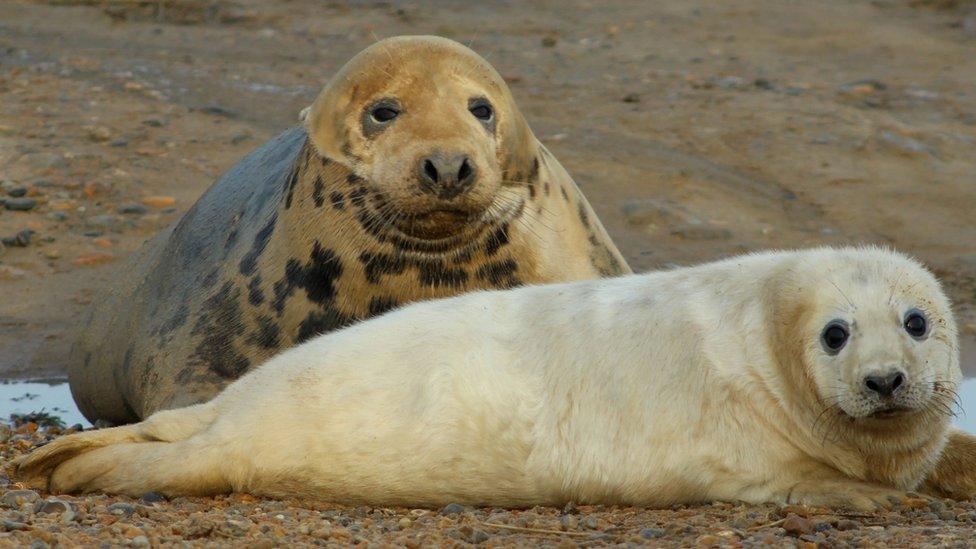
(18, 247, 960, 509)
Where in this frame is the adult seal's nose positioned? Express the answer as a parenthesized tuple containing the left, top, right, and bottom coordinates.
(417, 151, 477, 200)
(863, 370, 905, 398)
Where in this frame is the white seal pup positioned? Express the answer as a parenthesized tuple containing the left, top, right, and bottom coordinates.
(17, 247, 962, 510)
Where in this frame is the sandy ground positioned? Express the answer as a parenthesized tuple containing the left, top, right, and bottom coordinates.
(1, 0, 976, 546)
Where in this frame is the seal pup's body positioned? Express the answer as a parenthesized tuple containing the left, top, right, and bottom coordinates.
(21, 247, 962, 509)
(69, 36, 629, 424)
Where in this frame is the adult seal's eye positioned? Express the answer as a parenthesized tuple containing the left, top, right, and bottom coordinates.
(371, 107, 399, 123)
(469, 102, 493, 121)
(821, 320, 850, 354)
(904, 309, 927, 339)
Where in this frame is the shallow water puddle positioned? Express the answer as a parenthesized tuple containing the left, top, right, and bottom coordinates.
(0, 379, 90, 428)
(0, 378, 975, 433)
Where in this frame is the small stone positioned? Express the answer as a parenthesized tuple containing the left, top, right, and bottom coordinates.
(622, 92, 641, 103)
(835, 519, 859, 531)
(697, 534, 723, 545)
(2, 229, 33, 247)
(0, 265, 26, 279)
(878, 130, 931, 156)
(560, 514, 579, 530)
(471, 529, 490, 544)
(140, 491, 166, 504)
(1, 489, 40, 508)
(6, 186, 27, 197)
(21, 152, 65, 169)
(640, 527, 666, 539)
(118, 203, 149, 215)
(1, 520, 28, 531)
(88, 126, 112, 142)
(129, 535, 150, 548)
(439, 503, 466, 515)
(107, 502, 137, 517)
(4, 197, 37, 211)
(230, 132, 252, 145)
(715, 76, 746, 90)
(782, 514, 813, 536)
(622, 198, 673, 225)
(581, 515, 599, 529)
(754, 78, 775, 90)
(142, 195, 177, 208)
(839, 79, 887, 95)
(670, 222, 732, 240)
(541, 36, 558, 47)
(110, 138, 130, 148)
(46, 211, 68, 221)
(142, 118, 165, 127)
(198, 104, 238, 118)
(35, 498, 75, 514)
(398, 517, 412, 529)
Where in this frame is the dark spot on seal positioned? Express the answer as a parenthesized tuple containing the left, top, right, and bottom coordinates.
(528, 182, 536, 199)
(321, 156, 331, 167)
(330, 191, 345, 210)
(312, 176, 325, 208)
(349, 186, 368, 207)
(578, 203, 590, 228)
(368, 296, 399, 316)
(83, 352, 92, 370)
(560, 187, 569, 201)
(248, 315, 281, 349)
(155, 303, 189, 337)
(452, 249, 474, 265)
(543, 181, 550, 196)
(238, 214, 277, 276)
(225, 228, 239, 250)
(476, 259, 521, 287)
(247, 276, 265, 306)
(284, 242, 343, 305)
(296, 308, 354, 344)
(191, 282, 251, 379)
(359, 251, 407, 284)
(484, 224, 510, 257)
(201, 268, 220, 289)
(418, 261, 468, 288)
(284, 164, 300, 209)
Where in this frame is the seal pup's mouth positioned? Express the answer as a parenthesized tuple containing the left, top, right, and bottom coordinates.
(866, 405, 914, 420)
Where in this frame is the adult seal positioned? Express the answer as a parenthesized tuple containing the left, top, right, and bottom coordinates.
(21, 247, 970, 509)
(68, 35, 630, 424)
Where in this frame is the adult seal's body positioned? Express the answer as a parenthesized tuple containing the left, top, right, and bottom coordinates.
(69, 36, 629, 424)
(23, 247, 970, 509)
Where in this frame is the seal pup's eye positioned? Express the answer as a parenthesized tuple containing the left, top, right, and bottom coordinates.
(821, 320, 850, 354)
(904, 309, 928, 339)
(370, 107, 399, 123)
(469, 100, 493, 121)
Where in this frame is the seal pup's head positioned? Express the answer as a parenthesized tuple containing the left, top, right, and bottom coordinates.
(771, 247, 960, 446)
(304, 35, 537, 241)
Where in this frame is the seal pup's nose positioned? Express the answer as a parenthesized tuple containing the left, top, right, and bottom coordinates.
(417, 151, 477, 200)
(863, 370, 905, 398)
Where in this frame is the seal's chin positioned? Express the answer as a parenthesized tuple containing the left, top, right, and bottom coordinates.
(395, 208, 485, 240)
(866, 405, 915, 420)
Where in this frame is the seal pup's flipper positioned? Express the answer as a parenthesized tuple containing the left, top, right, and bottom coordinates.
(15, 403, 217, 492)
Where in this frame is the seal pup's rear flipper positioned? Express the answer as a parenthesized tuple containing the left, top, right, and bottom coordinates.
(15, 402, 217, 492)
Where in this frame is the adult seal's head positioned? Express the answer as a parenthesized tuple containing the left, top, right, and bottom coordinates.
(305, 36, 536, 241)
(67, 35, 630, 425)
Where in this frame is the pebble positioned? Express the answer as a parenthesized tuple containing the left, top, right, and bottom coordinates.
(86, 214, 121, 230)
(640, 527, 667, 539)
(35, 498, 75, 514)
(72, 252, 116, 267)
(6, 186, 27, 197)
(142, 195, 177, 208)
(621, 198, 673, 226)
(670, 222, 732, 240)
(4, 197, 37, 211)
(107, 502, 137, 517)
(836, 519, 859, 531)
(560, 514, 579, 530)
(20, 152, 65, 169)
(118, 203, 149, 215)
(622, 92, 641, 103)
(581, 515, 599, 529)
(46, 211, 68, 221)
(878, 130, 931, 156)
(129, 535, 150, 547)
(541, 36, 558, 47)
(140, 492, 167, 504)
(1, 520, 29, 531)
(2, 229, 33, 247)
(198, 104, 239, 118)
(88, 126, 112, 142)
(1, 489, 40, 508)
(142, 118, 165, 127)
(754, 78, 775, 90)
(782, 514, 813, 536)
(439, 503, 466, 516)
